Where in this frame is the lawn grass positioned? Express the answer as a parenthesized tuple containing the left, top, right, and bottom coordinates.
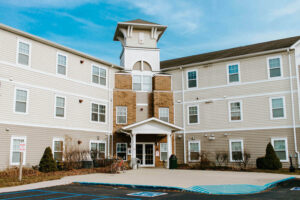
(0, 167, 110, 188)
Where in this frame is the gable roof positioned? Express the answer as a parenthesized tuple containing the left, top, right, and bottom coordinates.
(160, 35, 300, 70)
(123, 19, 160, 25)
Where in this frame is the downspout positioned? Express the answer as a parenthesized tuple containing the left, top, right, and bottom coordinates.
(181, 67, 187, 164)
(109, 65, 114, 159)
(287, 49, 299, 167)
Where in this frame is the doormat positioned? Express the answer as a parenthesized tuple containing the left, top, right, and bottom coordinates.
(127, 192, 167, 197)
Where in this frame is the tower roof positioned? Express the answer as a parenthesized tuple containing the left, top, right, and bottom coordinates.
(123, 19, 160, 25)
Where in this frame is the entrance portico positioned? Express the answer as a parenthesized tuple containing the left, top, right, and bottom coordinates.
(121, 117, 182, 169)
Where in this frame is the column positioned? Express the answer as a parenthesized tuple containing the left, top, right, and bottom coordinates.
(167, 133, 172, 169)
(131, 133, 137, 169)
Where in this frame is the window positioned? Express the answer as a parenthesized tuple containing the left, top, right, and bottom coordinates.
(159, 108, 169, 122)
(187, 70, 197, 88)
(91, 103, 106, 123)
(227, 63, 240, 83)
(132, 75, 152, 92)
(160, 143, 168, 161)
(116, 143, 127, 160)
(53, 138, 64, 161)
(55, 96, 65, 118)
(10, 136, 26, 165)
(90, 141, 106, 159)
(92, 65, 106, 86)
(57, 53, 67, 75)
(188, 141, 200, 162)
(270, 97, 285, 119)
(188, 105, 199, 124)
(229, 139, 243, 162)
(17, 41, 30, 66)
(271, 138, 288, 162)
(116, 106, 127, 124)
(268, 57, 282, 78)
(229, 101, 242, 121)
(14, 88, 28, 113)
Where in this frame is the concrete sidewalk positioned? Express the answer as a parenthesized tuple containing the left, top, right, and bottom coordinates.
(0, 168, 299, 193)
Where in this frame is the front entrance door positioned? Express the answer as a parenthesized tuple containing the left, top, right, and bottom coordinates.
(136, 143, 155, 167)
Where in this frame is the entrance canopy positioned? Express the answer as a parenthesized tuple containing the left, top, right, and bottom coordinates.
(121, 117, 182, 135)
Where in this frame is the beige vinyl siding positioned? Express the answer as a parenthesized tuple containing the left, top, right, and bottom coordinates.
(0, 123, 107, 170)
(183, 128, 297, 168)
(125, 29, 157, 48)
(0, 29, 17, 64)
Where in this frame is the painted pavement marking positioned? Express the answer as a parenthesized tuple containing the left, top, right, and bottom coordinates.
(127, 192, 168, 197)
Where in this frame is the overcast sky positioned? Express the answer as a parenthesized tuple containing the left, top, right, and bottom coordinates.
(1, 0, 300, 65)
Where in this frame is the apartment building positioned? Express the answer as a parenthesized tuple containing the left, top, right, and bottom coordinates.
(0, 19, 300, 169)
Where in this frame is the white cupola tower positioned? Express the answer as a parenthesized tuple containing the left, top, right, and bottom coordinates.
(113, 19, 167, 72)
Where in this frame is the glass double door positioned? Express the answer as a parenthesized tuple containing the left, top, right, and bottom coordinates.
(136, 143, 154, 167)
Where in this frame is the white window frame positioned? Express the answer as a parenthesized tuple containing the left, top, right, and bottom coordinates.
(116, 106, 127, 124)
(132, 74, 153, 92)
(267, 56, 283, 79)
(14, 87, 29, 114)
(116, 143, 127, 161)
(90, 102, 107, 124)
(56, 52, 68, 76)
(228, 100, 243, 122)
(16, 39, 31, 67)
(188, 140, 201, 162)
(54, 95, 66, 119)
(159, 107, 169, 122)
(89, 140, 106, 159)
(269, 96, 286, 120)
(186, 70, 198, 89)
(187, 105, 200, 125)
(91, 64, 107, 87)
(229, 139, 244, 162)
(52, 137, 64, 161)
(271, 138, 289, 162)
(160, 143, 168, 161)
(227, 62, 241, 84)
(10, 136, 27, 165)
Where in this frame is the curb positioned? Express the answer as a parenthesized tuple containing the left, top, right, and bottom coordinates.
(73, 176, 296, 195)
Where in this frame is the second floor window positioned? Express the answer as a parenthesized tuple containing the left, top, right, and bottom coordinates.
(187, 70, 197, 88)
(18, 41, 30, 66)
(159, 107, 169, 122)
(229, 101, 242, 121)
(116, 106, 127, 124)
(15, 89, 28, 113)
(268, 57, 282, 78)
(91, 103, 106, 123)
(228, 64, 239, 83)
(92, 66, 106, 86)
(132, 75, 152, 92)
(55, 96, 65, 118)
(57, 54, 67, 75)
(188, 105, 199, 124)
(271, 97, 285, 119)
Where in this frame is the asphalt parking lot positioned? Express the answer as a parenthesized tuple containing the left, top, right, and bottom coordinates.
(0, 178, 299, 200)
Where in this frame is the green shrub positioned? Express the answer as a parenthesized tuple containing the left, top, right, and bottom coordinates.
(256, 143, 282, 170)
(39, 147, 57, 173)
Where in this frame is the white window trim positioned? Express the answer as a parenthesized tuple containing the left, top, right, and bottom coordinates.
(52, 137, 64, 161)
(91, 64, 108, 87)
(228, 100, 243, 122)
(229, 139, 244, 162)
(160, 143, 168, 161)
(10, 136, 27, 165)
(16, 38, 31, 67)
(116, 143, 127, 161)
(267, 55, 283, 79)
(132, 73, 153, 92)
(90, 102, 107, 124)
(187, 105, 200, 125)
(188, 140, 201, 162)
(159, 107, 169, 122)
(54, 95, 66, 119)
(186, 69, 198, 89)
(116, 106, 127, 124)
(227, 62, 241, 84)
(269, 96, 286, 120)
(89, 140, 107, 159)
(271, 137, 289, 162)
(56, 52, 68, 76)
(14, 87, 29, 115)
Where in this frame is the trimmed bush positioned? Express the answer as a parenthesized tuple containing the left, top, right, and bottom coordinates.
(256, 143, 282, 170)
(39, 147, 57, 173)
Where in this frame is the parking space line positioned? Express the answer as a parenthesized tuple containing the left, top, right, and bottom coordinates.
(45, 194, 82, 200)
(0, 192, 57, 200)
(0, 190, 40, 196)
